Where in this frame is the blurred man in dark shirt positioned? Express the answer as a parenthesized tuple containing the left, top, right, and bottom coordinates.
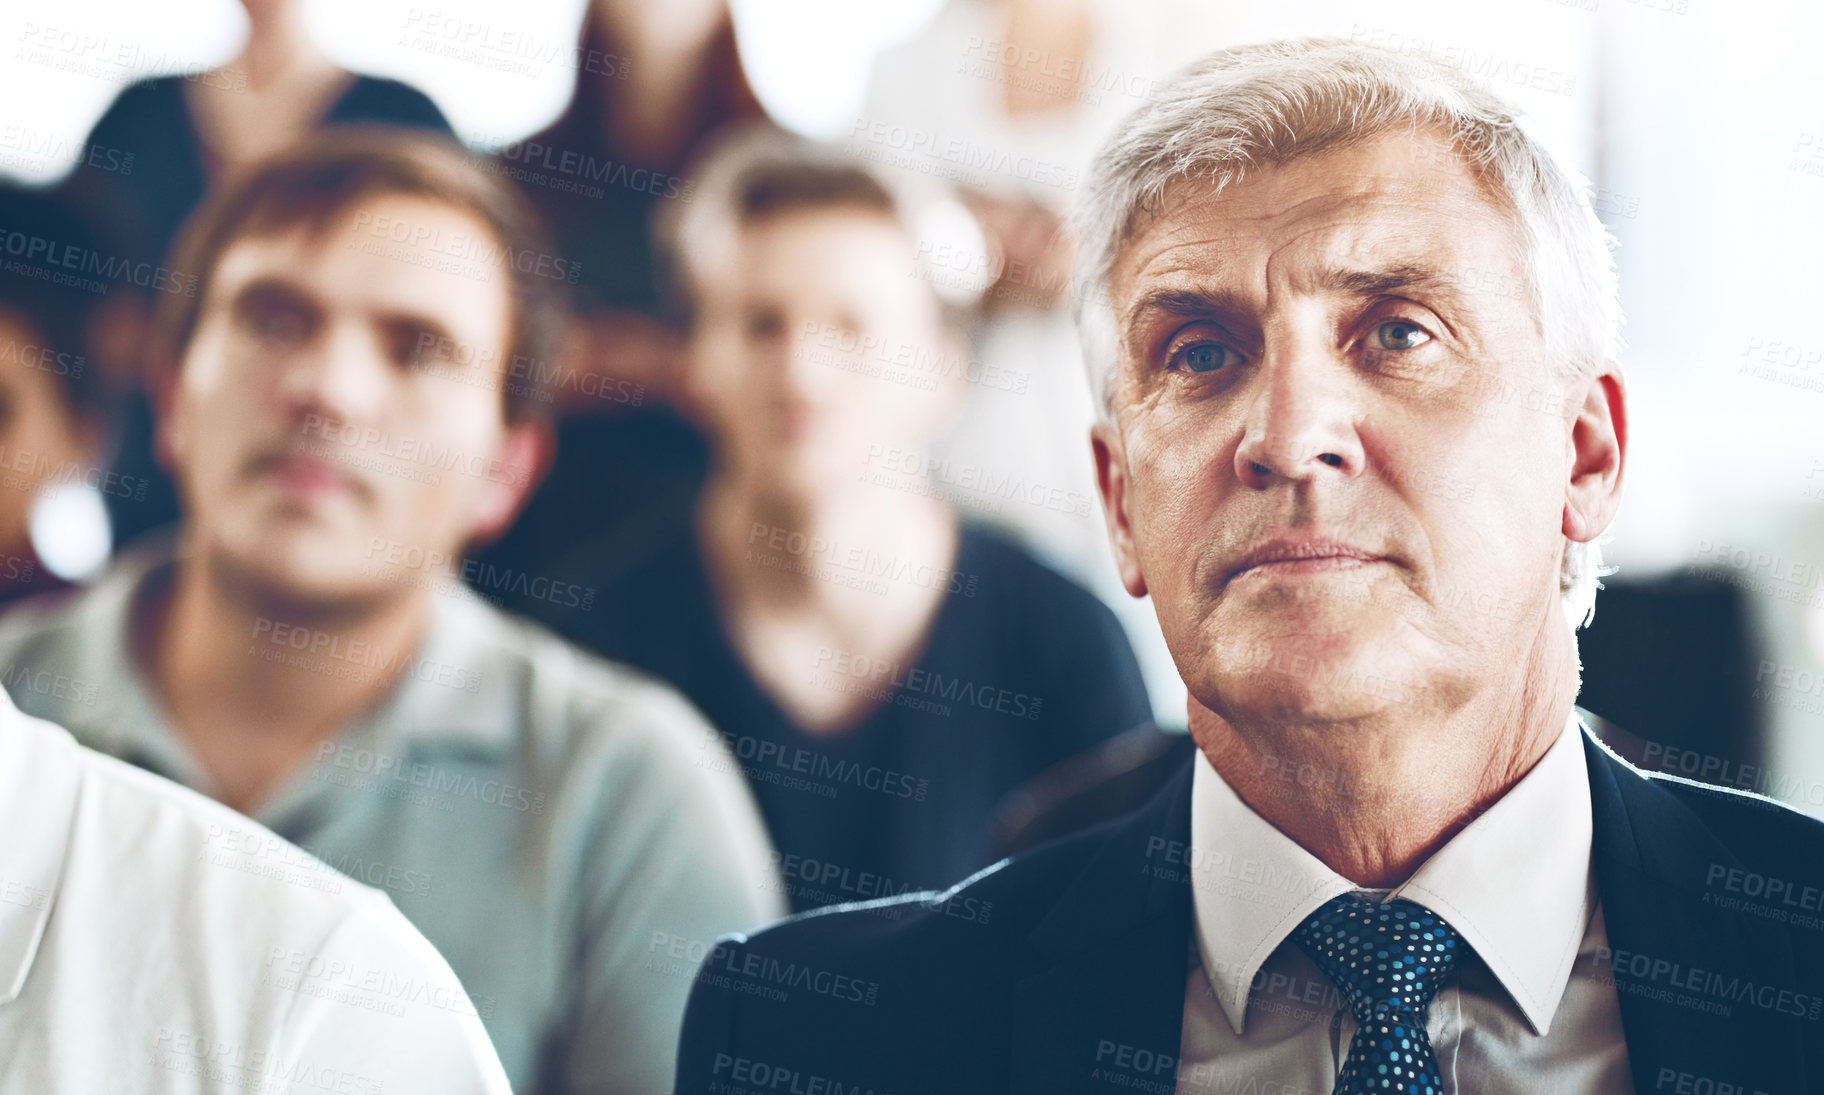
(533, 125, 1154, 907)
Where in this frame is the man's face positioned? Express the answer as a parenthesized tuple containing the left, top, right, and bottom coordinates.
(1095, 132, 1615, 726)
(166, 194, 534, 606)
(687, 207, 962, 492)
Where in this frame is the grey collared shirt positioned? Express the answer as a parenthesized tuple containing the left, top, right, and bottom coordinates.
(0, 542, 787, 1095)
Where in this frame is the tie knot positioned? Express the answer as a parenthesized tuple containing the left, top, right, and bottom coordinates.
(1292, 894, 1464, 1022)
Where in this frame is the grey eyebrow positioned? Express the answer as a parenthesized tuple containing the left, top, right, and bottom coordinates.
(1315, 263, 1468, 301)
(1123, 287, 1250, 329)
(1125, 263, 1464, 323)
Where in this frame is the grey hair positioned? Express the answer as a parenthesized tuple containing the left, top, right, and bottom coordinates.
(1071, 36, 1622, 631)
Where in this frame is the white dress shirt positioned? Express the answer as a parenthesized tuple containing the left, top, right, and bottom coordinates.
(0, 690, 510, 1093)
(1177, 715, 1634, 1094)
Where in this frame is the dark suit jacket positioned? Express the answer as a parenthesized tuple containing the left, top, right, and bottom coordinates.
(676, 726, 1824, 1094)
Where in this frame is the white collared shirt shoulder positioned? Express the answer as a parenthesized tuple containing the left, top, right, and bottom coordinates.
(0, 697, 510, 1094)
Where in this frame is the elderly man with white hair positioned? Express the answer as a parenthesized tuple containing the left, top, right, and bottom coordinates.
(672, 37, 1824, 1095)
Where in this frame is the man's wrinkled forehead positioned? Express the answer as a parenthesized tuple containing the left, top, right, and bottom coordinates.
(1109, 132, 1521, 306)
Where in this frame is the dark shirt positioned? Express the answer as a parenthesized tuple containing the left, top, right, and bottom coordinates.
(0, 565, 68, 611)
(499, 15, 760, 317)
(535, 521, 1154, 908)
(471, 16, 763, 585)
(53, 75, 452, 550)
(60, 74, 450, 264)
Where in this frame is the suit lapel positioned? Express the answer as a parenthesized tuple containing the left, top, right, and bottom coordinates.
(997, 730, 1814, 1095)
(1584, 732, 1811, 1094)
(1009, 758, 1197, 1095)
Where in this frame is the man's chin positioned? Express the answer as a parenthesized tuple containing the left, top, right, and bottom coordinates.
(210, 527, 388, 610)
(1203, 624, 1415, 723)
(1210, 673, 1404, 727)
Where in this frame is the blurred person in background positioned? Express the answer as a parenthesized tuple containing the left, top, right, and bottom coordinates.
(862, 0, 1187, 719)
(532, 125, 1153, 910)
(508, 0, 757, 328)
(473, 0, 769, 601)
(0, 185, 121, 606)
(0, 130, 782, 1095)
(55, 0, 454, 551)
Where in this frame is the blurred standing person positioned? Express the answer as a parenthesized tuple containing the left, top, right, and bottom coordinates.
(0, 187, 121, 606)
(506, 0, 758, 324)
(533, 127, 1153, 909)
(56, 0, 453, 549)
(860, 0, 1185, 720)
(60, 0, 451, 265)
(0, 131, 782, 1095)
(474, 0, 768, 592)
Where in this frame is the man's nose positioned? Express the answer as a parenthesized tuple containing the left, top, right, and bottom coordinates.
(275, 322, 391, 425)
(775, 316, 843, 400)
(781, 330, 823, 394)
(1232, 341, 1364, 488)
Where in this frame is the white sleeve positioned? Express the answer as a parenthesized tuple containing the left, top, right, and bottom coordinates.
(266, 898, 513, 1094)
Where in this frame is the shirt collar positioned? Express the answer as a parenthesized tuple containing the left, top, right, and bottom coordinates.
(0, 691, 82, 1005)
(1188, 713, 1594, 1038)
(45, 535, 521, 769)
(1394, 713, 1595, 1036)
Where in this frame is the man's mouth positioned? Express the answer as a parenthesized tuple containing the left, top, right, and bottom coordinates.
(1226, 537, 1384, 585)
(252, 453, 362, 500)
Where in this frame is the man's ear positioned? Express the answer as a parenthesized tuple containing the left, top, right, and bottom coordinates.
(1562, 362, 1627, 546)
(148, 350, 186, 479)
(1091, 418, 1147, 598)
(467, 420, 553, 548)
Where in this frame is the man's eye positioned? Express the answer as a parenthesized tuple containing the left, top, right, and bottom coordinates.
(385, 323, 439, 369)
(1374, 320, 1432, 351)
(243, 305, 310, 345)
(1171, 341, 1239, 374)
(744, 307, 785, 342)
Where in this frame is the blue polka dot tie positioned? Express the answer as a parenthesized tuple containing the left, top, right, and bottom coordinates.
(1292, 894, 1465, 1095)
